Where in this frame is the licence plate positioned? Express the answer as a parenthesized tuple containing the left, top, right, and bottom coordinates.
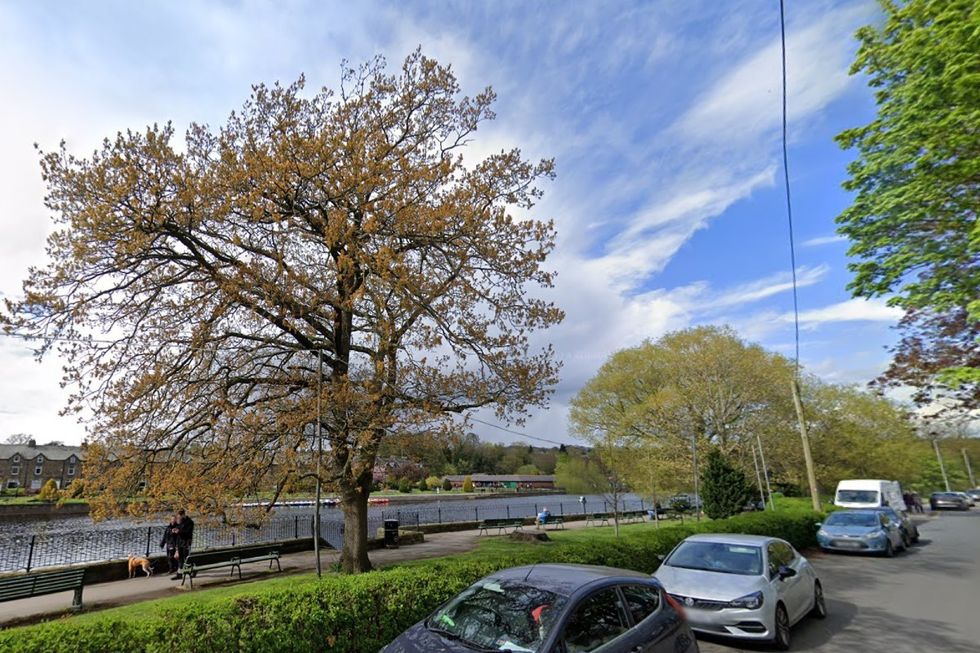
(833, 540, 861, 548)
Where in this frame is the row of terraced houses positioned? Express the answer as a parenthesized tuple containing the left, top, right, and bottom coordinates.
(0, 440, 84, 491)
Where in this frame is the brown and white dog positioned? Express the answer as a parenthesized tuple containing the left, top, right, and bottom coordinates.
(127, 554, 154, 578)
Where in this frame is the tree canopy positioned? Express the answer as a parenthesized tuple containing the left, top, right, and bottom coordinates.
(837, 0, 980, 399)
(2, 51, 562, 572)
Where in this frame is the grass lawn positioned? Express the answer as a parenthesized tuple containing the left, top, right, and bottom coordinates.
(0, 496, 88, 505)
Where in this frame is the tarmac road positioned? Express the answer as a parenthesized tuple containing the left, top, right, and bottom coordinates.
(696, 509, 979, 652)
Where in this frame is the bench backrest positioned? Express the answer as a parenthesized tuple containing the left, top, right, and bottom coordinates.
(0, 568, 86, 603)
(184, 544, 281, 568)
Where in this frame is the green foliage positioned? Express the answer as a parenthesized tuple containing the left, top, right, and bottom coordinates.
(837, 0, 979, 388)
(514, 464, 541, 475)
(416, 478, 429, 492)
(700, 449, 753, 519)
(397, 478, 413, 494)
(461, 475, 473, 493)
(424, 476, 442, 490)
(441, 478, 453, 492)
(0, 510, 822, 653)
(37, 479, 60, 502)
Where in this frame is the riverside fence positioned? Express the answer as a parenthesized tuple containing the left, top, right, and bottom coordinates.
(0, 494, 654, 574)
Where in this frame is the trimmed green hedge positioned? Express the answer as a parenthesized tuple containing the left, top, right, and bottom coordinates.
(0, 509, 821, 653)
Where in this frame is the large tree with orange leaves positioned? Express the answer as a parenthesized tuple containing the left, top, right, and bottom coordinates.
(2, 51, 562, 572)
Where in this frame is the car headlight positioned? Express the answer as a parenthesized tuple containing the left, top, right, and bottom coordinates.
(862, 530, 882, 539)
(817, 529, 828, 538)
(728, 591, 764, 610)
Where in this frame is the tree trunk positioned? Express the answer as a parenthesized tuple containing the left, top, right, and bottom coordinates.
(339, 481, 372, 573)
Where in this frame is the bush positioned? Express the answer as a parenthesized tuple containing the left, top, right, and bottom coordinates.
(442, 478, 453, 492)
(425, 476, 442, 490)
(462, 475, 474, 492)
(700, 449, 753, 519)
(397, 478, 414, 493)
(0, 509, 823, 653)
(36, 479, 60, 502)
(416, 478, 429, 492)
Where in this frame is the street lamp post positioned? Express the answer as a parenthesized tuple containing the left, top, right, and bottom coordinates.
(691, 432, 700, 522)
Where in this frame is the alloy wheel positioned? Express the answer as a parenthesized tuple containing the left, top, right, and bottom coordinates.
(773, 603, 791, 650)
(811, 581, 827, 619)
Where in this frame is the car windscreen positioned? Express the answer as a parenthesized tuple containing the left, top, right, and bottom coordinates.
(664, 541, 762, 576)
(427, 579, 567, 652)
(825, 511, 878, 527)
(836, 489, 879, 503)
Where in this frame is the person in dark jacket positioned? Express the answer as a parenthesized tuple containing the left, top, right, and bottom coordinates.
(170, 509, 195, 580)
(159, 516, 181, 574)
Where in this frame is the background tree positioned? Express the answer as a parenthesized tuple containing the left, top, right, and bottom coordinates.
(2, 51, 561, 573)
(441, 477, 453, 492)
(2, 434, 34, 445)
(699, 449, 753, 519)
(837, 0, 979, 400)
(462, 475, 474, 493)
(37, 479, 61, 502)
(556, 447, 633, 536)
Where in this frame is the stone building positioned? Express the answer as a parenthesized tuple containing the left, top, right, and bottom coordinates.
(0, 440, 84, 491)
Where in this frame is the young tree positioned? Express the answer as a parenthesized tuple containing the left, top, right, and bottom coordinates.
(554, 449, 632, 537)
(699, 449, 753, 520)
(441, 477, 453, 492)
(2, 52, 562, 573)
(837, 0, 980, 393)
(462, 475, 474, 493)
(37, 479, 61, 502)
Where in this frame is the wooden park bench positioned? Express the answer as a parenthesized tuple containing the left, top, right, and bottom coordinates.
(179, 545, 282, 588)
(586, 513, 611, 526)
(621, 510, 646, 523)
(477, 518, 524, 535)
(540, 516, 565, 530)
(0, 568, 86, 610)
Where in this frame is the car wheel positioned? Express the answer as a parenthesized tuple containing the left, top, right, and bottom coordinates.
(810, 581, 827, 619)
(911, 528, 920, 544)
(883, 539, 894, 557)
(900, 533, 909, 551)
(772, 603, 791, 650)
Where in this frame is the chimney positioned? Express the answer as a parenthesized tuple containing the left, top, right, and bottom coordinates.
(28, 439, 37, 448)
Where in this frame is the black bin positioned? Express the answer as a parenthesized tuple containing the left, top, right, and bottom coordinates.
(384, 519, 400, 548)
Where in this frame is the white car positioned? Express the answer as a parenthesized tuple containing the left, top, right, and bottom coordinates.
(653, 534, 825, 650)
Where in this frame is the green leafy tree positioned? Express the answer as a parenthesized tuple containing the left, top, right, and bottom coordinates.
(442, 477, 453, 492)
(462, 475, 474, 493)
(554, 450, 632, 537)
(398, 478, 414, 494)
(699, 449, 753, 519)
(424, 475, 442, 490)
(514, 464, 541, 475)
(837, 0, 980, 396)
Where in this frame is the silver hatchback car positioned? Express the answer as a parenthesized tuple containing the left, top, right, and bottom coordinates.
(653, 534, 825, 650)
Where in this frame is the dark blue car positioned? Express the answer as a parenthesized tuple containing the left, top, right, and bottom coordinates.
(381, 563, 699, 653)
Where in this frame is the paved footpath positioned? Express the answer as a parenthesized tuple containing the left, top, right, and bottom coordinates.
(0, 516, 609, 627)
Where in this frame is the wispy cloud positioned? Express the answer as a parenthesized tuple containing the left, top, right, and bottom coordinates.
(794, 298, 903, 328)
(802, 234, 847, 247)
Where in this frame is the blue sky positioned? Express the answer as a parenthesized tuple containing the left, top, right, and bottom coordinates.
(0, 0, 901, 445)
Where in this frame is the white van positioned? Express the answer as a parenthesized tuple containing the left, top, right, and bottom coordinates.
(834, 479, 907, 512)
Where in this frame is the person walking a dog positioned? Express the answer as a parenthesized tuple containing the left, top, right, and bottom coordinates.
(160, 515, 181, 575)
(170, 509, 195, 580)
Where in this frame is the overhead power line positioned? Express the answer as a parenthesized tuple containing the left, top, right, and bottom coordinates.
(467, 416, 569, 448)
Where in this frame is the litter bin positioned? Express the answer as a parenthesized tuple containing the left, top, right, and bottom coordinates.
(384, 519, 400, 548)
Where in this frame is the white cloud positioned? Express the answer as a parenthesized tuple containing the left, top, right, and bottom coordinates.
(802, 234, 847, 247)
(795, 298, 903, 328)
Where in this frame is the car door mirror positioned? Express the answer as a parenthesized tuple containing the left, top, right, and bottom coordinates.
(778, 565, 797, 580)
(655, 554, 665, 563)
(814, 522, 822, 528)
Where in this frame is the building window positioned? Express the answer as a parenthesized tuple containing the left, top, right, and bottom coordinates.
(12, 455, 20, 464)
(36, 455, 43, 463)
(35, 465, 43, 476)
(67, 465, 76, 476)
(5, 481, 18, 490)
(10, 465, 19, 476)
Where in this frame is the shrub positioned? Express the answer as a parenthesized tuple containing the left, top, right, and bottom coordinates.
(700, 449, 753, 519)
(37, 479, 60, 502)
(462, 475, 474, 492)
(425, 476, 442, 490)
(442, 478, 453, 492)
(416, 478, 429, 492)
(0, 509, 823, 653)
(397, 478, 414, 493)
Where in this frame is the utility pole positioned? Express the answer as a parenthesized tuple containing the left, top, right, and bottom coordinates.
(314, 349, 323, 577)
(962, 449, 976, 488)
(756, 434, 775, 510)
(791, 379, 820, 511)
(691, 432, 700, 522)
(932, 438, 950, 492)
(751, 442, 766, 510)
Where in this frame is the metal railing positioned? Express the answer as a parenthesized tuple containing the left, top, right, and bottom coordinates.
(381, 497, 649, 528)
(0, 515, 318, 574)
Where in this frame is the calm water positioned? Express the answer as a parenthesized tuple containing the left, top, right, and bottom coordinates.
(0, 494, 648, 573)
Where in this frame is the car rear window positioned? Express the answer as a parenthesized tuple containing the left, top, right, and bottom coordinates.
(427, 579, 567, 652)
(836, 489, 879, 503)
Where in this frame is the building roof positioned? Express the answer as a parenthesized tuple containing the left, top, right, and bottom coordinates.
(445, 474, 555, 483)
(0, 443, 84, 462)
